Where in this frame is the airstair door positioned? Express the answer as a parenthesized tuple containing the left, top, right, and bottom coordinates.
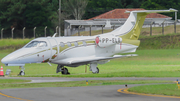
(47, 38, 59, 61)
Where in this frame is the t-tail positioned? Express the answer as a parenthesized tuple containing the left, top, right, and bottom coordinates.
(110, 8, 177, 40)
(104, 8, 177, 47)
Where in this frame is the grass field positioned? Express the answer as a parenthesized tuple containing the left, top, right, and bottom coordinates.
(0, 79, 30, 83)
(0, 25, 180, 77)
(0, 39, 31, 47)
(0, 39, 32, 52)
(1, 49, 180, 77)
(128, 83, 180, 96)
(0, 79, 171, 89)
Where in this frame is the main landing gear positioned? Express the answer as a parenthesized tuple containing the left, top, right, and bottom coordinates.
(56, 63, 100, 75)
(56, 65, 70, 75)
(18, 66, 25, 76)
(89, 63, 99, 74)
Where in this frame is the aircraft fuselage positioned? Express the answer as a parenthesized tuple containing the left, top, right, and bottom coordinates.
(1, 36, 138, 67)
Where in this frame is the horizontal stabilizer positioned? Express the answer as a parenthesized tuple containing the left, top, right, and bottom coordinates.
(125, 8, 177, 13)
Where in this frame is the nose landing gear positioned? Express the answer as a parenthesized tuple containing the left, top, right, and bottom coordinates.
(18, 66, 25, 76)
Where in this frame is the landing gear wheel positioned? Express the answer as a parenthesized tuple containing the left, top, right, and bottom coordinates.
(92, 67, 99, 74)
(18, 71, 25, 76)
(96, 67, 99, 73)
(18, 66, 25, 76)
(61, 68, 70, 75)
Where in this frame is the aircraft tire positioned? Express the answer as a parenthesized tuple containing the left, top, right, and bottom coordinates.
(18, 71, 25, 76)
(92, 67, 99, 74)
(61, 68, 68, 75)
(97, 67, 99, 73)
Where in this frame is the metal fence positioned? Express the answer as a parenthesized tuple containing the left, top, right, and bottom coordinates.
(0, 22, 179, 39)
(141, 22, 179, 36)
(0, 26, 59, 39)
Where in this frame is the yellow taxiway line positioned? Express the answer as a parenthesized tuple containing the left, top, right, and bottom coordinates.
(0, 92, 33, 101)
(117, 88, 180, 99)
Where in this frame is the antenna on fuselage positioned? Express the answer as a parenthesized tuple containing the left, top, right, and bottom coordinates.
(52, 33, 57, 37)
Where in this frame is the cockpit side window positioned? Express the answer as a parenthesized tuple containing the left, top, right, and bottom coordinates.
(25, 41, 47, 48)
(26, 41, 39, 48)
(39, 41, 47, 47)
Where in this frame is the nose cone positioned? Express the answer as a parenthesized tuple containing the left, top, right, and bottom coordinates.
(1, 57, 8, 64)
(1, 48, 39, 65)
(1, 54, 15, 65)
(1, 48, 24, 65)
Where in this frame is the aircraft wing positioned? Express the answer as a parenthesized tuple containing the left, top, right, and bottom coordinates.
(54, 54, 137, 65)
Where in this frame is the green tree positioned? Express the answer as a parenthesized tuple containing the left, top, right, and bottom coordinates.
(0, 0, 59, 37)
(0, 0, 58, 29)
(0, 0, 27, 30)
(62, 0, 89, 20)
(23, 3, 51, 28)
(83, 0, 146, 19)
(141, 0, 180, 19)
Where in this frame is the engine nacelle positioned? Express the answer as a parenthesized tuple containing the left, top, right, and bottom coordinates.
(95, 36, 122, 48)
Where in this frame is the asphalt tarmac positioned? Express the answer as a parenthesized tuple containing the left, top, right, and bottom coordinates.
(0, 77, 180, 101)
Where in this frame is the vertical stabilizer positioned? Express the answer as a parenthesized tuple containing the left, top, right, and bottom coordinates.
(110, 8, 177, 40)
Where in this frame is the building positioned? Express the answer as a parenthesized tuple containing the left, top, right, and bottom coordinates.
(64, 8, 174, 36)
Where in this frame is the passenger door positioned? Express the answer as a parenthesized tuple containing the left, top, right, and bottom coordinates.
(36, 41, 51, 63)
(47, 38, 59, 61)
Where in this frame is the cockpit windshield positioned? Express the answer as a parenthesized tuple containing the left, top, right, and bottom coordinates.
(25, 41, 47, 48)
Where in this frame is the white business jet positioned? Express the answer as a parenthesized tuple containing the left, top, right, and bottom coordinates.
(1, 9, 177, 75)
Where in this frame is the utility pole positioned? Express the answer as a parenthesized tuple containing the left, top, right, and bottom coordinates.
(12, 28, 15, 39)
(56, 26, 58, 34)
(175, 11, 177, 33)
(1, 28, 4, 39)
(45, 26, 47, 37)
(34, 27, 36, 38)
(150, 23, 152, 36)
(102, 25, 105, 34)
(59, 0, 61, 36)
(23, 27, 26, 39)
(78, 25, 81, 36)
(90, 25, 92, 36)
(162, 22, 164, 35)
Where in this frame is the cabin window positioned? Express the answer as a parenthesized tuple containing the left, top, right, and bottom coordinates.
(83, 41, 87, 46)
(25, 41, 47, 48)
(67, 42, 71, 47)
(74, 42, 78, 47)
(60, 42, 64, 47)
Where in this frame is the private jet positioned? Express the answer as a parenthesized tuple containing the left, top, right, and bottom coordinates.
(1, 9, 177, 75)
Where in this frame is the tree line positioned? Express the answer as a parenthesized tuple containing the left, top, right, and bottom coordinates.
(0, 0, 179, 37)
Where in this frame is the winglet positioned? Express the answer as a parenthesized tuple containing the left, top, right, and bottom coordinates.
(125, 8, 177, 13)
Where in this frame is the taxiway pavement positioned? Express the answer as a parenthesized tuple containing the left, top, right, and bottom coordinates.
(0, 77, 180, 101)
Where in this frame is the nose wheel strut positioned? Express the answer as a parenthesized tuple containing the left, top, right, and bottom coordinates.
(18, 66, 25, 76)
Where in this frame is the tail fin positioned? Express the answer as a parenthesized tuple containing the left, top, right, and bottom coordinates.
(111, 8, 177, 40)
